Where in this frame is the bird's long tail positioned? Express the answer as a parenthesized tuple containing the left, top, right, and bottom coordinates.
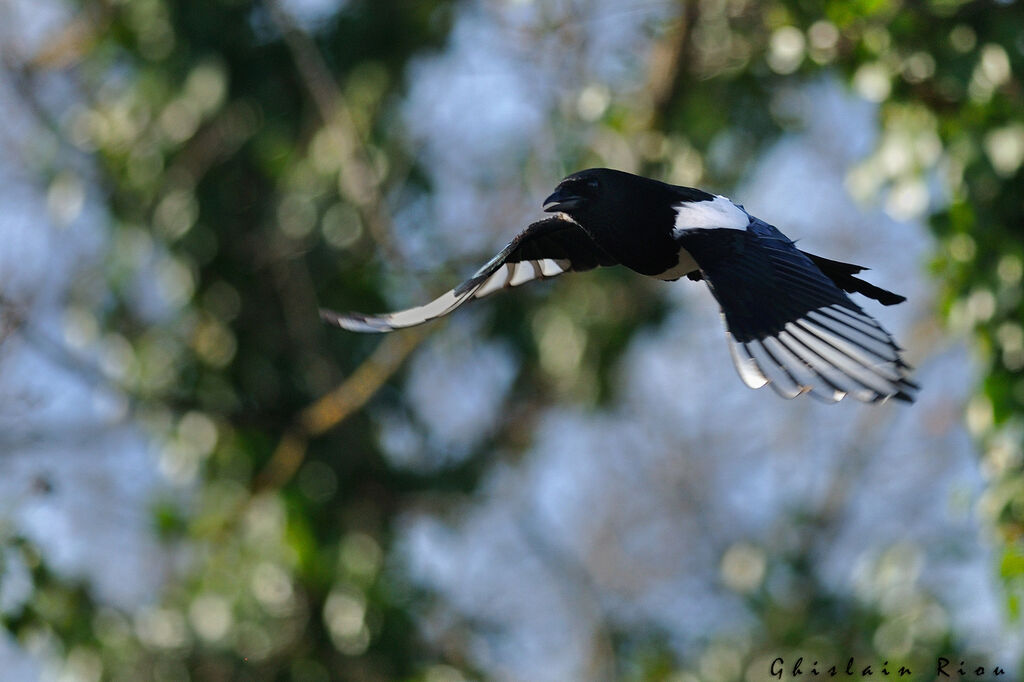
(802, 252, 906, 306)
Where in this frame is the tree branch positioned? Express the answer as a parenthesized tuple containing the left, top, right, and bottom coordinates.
(251, 327, 427, 493)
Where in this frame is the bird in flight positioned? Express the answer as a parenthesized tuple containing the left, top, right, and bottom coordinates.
(322, 168, 918, 403)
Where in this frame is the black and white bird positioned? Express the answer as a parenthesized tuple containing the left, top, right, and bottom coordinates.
(322, 168, 918, 403)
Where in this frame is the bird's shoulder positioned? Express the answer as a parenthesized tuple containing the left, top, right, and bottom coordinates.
(668, 186, 752, 236)
(745, 216, 794, 244)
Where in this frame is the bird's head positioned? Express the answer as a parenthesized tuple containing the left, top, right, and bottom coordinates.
(542, 168, 608, 220)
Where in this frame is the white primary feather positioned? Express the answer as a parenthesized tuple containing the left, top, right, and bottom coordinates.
(508, 261, 538, 287)
(474, 258, 570, 298)
(539, 258, 566, 277)
(475, 264, 514, 298)
(726, 331, 768, 389)
(323, 287, 475, 333)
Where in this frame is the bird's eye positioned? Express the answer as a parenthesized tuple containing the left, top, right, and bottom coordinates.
(586, 178, 599, 190)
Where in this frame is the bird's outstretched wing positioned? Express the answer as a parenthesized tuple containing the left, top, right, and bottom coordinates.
(679, 220, 918, 403)
(321, 215, 617, 332)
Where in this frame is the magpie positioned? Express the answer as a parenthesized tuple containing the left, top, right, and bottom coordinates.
(322, 168, 918, 403)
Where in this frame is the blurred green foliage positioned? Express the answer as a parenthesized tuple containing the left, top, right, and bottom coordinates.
(2, 0, 1023, 680)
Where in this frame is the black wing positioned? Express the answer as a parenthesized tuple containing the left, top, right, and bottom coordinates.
(321, 215, 617, 332)
(680, 220, 918, 403)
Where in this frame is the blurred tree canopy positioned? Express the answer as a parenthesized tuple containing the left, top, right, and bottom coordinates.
(1, 0, 1022, 680)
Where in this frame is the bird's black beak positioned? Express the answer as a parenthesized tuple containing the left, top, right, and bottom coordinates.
(543, 186, 583, 213)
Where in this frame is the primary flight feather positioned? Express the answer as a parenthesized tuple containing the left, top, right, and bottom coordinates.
(321, 168, 918, 404)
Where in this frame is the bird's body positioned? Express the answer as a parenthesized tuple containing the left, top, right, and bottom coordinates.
(322, 168, 918, 403)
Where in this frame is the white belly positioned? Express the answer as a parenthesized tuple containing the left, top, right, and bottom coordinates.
(654, 246, 699, 280)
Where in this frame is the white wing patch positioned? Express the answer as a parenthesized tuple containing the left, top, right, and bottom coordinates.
(672, 195, 749, 236)
(321, 257, 572, 333)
